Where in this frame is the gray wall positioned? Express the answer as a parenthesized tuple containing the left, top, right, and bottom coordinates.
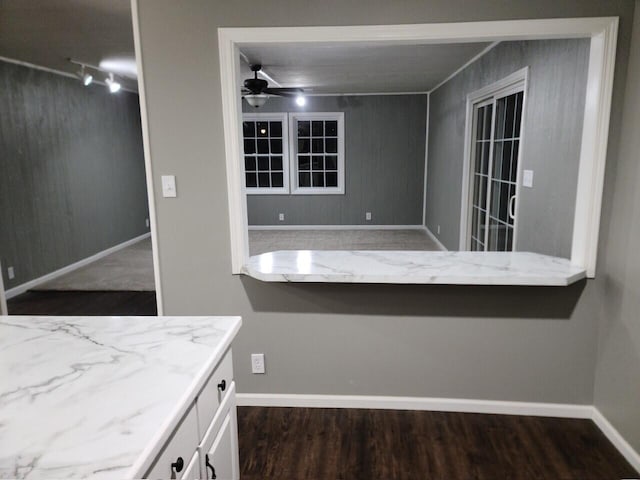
(594, 0, 640, 453)
(426, 39, 589, 257)
(135, 0, 638, 452)
(244, 95, 427, 226)
(0, 60, 149, 289)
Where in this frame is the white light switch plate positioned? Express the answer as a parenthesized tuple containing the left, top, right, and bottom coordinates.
(523, 170, 534, 188)
(161, 175, 177, 197)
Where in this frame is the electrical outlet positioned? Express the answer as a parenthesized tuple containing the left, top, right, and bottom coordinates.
(278, 213, 285, 221)
(437, 225, 441, 235)
(251, 353, 265, 374)
(365, 212, 372, 221)
(145, 218, 150, 228)
(7, 266, 15, 280)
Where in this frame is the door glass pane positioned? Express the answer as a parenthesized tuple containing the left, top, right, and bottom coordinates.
(514, 92, 524, 137)
(476, 106, 485, 141)
(495, 98, 506, 140)
(510, 141, 519, 182)
(500, 141, 512, 181)
(483, 105, 493, 140)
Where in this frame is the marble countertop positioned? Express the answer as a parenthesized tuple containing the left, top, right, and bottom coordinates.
(242, 250, 586, 286)
(0, 315, 241, 479)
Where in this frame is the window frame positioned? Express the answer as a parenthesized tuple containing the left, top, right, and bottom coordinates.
(242, 112, 290, 195)
(288, 112, 345, 195)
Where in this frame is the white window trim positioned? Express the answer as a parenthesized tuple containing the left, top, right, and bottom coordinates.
(288, 112, 345, 195)
(217, 17, 618, 277)
(460, 67, 529, 251)
(242, 112, 290, 195)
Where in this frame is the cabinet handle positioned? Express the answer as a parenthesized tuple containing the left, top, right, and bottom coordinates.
(217, 379, 226, 392)
(170, 456, 184, 478)
(205, 454, 217, 479)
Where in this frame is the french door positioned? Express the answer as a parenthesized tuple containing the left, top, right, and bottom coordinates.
(469, 85, 525, 252)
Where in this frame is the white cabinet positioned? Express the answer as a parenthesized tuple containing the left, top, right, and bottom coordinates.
(145, 348, 238, 480)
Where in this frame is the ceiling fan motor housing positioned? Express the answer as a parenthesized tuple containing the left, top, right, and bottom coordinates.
(244, 77, 268, 94)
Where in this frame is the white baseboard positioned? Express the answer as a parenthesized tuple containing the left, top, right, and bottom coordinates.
(423, 226, 448, 251)
(592, 407, 640, 473)
(236, 393, 592, 419)
(237, 393, 640, 473)
(248, 225, 426, 231)
(5, 232, 151, 299)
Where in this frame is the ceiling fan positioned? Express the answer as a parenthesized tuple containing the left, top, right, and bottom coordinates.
(242, 64, 305, 108)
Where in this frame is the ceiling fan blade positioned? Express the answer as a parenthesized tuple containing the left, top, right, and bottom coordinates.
(264, 87, 304, 96)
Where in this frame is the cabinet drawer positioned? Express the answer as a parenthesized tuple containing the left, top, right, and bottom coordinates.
(146, 404, 199, 479)
(196, 348, 233, 438)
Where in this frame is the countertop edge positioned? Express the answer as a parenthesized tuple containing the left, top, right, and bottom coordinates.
(126, 316, 242, 479)
(242, 256, 587, 286)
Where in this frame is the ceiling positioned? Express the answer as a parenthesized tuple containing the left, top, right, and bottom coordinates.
(239, 42, 492, 94)
(0, 2, 490, 96)
(0, 0, 138, 91)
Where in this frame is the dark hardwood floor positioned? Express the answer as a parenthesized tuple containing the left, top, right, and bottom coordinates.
(238, 407, 639, 480)
(7, 291, 157, 315)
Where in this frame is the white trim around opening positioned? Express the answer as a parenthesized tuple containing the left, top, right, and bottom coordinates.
(218, 17, 618, 278)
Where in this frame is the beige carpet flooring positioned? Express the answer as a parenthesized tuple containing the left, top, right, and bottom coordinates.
(33, 238, 156, 292)
(249, 229, 443, 255)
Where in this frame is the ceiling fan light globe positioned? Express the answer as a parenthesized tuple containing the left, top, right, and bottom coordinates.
(245, 94, 268, 108)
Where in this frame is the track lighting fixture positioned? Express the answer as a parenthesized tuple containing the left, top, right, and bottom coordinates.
(68, 58, 123, 94)
(105, 73, 121, 93)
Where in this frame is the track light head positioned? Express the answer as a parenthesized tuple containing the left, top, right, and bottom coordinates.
(77, 65, 93, 86)
(82, 73, 93, 86)
(105, 73, 121, 93)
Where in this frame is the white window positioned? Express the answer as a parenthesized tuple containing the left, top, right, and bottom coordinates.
(242, 113, 290, 194)
(289, 112, 345, 194)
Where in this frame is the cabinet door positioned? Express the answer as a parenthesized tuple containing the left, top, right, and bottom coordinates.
(201, 410, 239, 480)
(181, 451, 200, 480)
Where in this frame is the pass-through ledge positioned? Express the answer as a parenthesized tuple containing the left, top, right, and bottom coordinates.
(242, 250, 586, 286)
